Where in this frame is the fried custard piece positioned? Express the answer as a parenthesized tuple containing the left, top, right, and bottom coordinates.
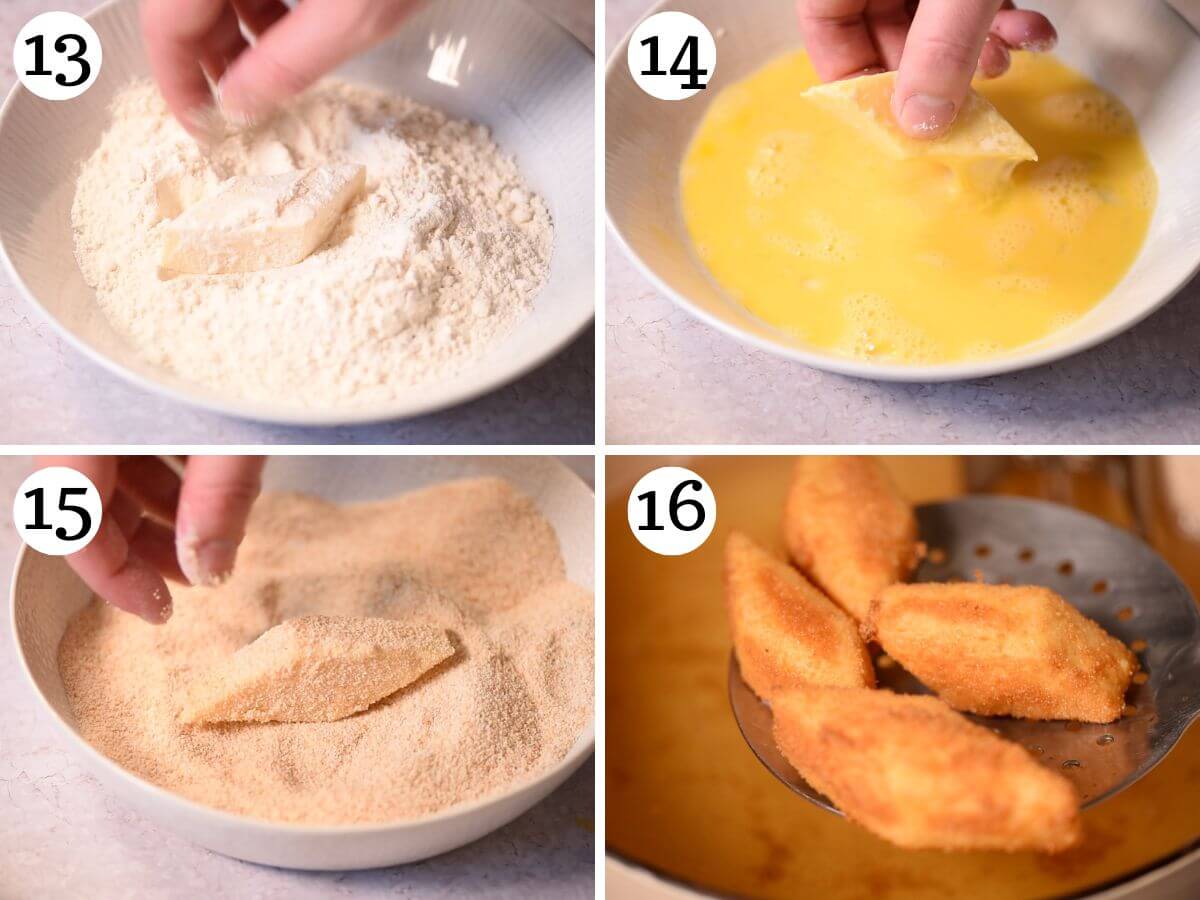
(725, 532, 874, 700)
(782, 457, 920, 622)
(772, 685, 1083, 853)
(866, 583, 1137, 723)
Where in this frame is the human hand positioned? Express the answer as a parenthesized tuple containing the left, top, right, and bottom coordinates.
(140, 0, 420, 140)
(797, 1, 1057, 138)
(33, 456, 265, 624)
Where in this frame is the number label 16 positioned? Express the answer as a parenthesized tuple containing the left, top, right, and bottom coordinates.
(627, 467, 717, 556)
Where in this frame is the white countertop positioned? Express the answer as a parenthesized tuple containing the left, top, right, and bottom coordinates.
(0, 0, 595, 446)
(605, 0, 1200, 445)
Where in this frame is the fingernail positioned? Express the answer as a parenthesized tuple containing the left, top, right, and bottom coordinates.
(178, 534, 237, 587)
(181, 104, 227, 148)
(215, 75, 262, 130)
(1021, 34, 1057, 53)
(124, 582, 172, 625)
(147, 585, 173, 625)
(895, 93, 957, 137)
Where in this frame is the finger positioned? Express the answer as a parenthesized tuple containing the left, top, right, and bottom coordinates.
(118, 456, 182, 525)
(797, 0, 884, 81)
(32, 457, 172, 623)
(175, 457, 265, 586)
(129, 518, 188, 584)
(140, 0, 228, 138)
(34, 455, 117, 504)
(200, 2, 251, 86)
(865, 0, 911, 71)
(892, 0, 1004, 137)
(111, 487, 186, 583)
(107, 490, 144, 537)
(231, 0, 290, 38)
(218, 0, 419, 122)
(69, 515, 173, 624)
(977, 33, 1012, 78)
(990, 7, 1057, 52)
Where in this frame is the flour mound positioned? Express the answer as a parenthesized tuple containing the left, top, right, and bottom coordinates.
(71, 81, 553, 408)
(179, 615, 456, 725)
(58, 478, 593, 825)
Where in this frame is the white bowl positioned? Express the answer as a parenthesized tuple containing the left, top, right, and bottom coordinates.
(0, 0, 594, 425)
(606, 0, 1200, 382)
(9, 455, 595, 870)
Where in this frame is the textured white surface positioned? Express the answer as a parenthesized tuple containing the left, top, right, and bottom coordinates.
(0, 482, 594, 878)
(606, 0, 1200, 445)
(0, 0, 595, 445)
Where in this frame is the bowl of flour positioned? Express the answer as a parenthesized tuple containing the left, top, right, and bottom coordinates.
(11, 455, 595, 869)
(0, 0, 593, 424)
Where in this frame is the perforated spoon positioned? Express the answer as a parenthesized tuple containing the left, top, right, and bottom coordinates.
(729, 496, 1200, 812)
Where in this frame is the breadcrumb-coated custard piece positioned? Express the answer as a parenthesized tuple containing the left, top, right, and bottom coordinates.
(725, 533, 875, 700)
(783, 457, 920, 622)
(180, 615, 456, 725)
(771, 685, 1083, 853)
(866, 583, 1137, 723)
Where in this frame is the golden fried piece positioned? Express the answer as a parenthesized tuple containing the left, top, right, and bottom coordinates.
(772, 684, 1083, 853)
(782, 456, 920, 622)
(866, 583, 1137, 722)
(725, 533, 874, 700)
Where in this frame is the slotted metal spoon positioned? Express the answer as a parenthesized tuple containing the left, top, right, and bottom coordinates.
(730, 496, 1200, 812)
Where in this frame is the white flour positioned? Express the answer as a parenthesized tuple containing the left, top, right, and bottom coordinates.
(71, 80, 553, 408)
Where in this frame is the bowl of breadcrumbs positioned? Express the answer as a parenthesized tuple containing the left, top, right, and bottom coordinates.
(10, 456, 595, 869)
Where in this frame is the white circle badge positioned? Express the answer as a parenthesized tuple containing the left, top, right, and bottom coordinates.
(14, 466, 103, 555)
(14, 12, 102, 101)
(627, 466, 717, 556)
(627, 11, 717, 101)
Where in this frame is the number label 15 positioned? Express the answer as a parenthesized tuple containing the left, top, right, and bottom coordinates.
(627, 466, 717, 556)
(13, 467, 103, 555)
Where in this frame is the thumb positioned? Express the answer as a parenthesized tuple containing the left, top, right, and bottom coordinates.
(892, 0, 1003, 138)
(217, 0, 417, 124)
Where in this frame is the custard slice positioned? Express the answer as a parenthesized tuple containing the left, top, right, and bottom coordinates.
(804, 71, 1037, 163)
(725, 532, 874, 700)
(782, 456, 920, 623)
(772, 684, 1082, 853)
(162, 165, 364, 274)
(180, 615, 455, 725)
(865, 582, 1137, 722)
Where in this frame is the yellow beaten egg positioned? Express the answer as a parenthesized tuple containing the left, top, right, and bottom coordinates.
(680, 51, 1157, 365)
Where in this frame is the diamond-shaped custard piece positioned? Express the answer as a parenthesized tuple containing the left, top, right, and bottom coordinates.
(179, 615, 455, 725)
(772, 684, 1082, 852)
(161, 164, 365, 275)
(804, 71, 1037, 163)
(725, 532, 874, 700)
(865, 582, 1137, 722)
(782, 456, 920, 623)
